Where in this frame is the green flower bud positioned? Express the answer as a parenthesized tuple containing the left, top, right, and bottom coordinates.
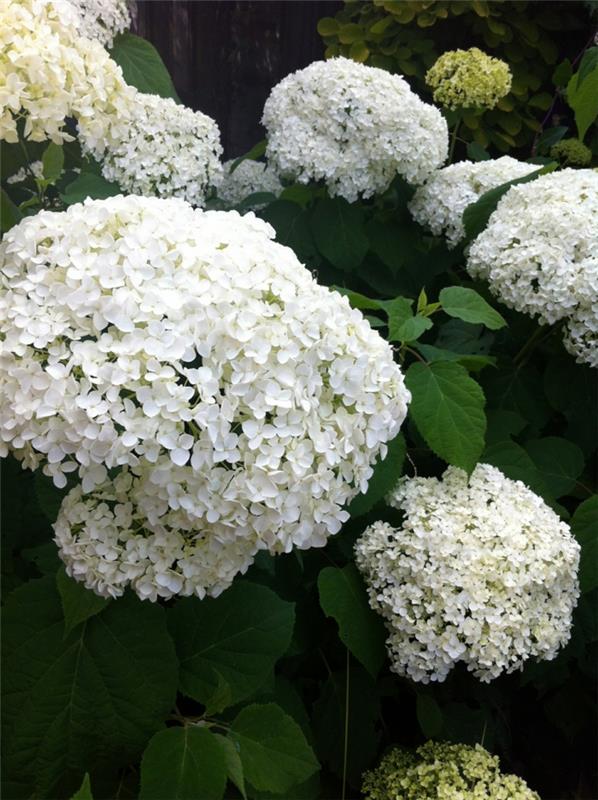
(550, 137, 592, 166)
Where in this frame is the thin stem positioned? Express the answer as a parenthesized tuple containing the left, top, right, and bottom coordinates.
(404, 346, 428, 365)
(448, 119, 461, 163)
(341, 648, 350, 800)
(513, 324, 551, 368)
(480, 719, 488, 748)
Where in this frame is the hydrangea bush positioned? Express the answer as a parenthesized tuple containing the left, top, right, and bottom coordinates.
(1, 3, 596, 800)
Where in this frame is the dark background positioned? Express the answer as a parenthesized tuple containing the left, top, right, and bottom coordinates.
(134, 0, 342, 158)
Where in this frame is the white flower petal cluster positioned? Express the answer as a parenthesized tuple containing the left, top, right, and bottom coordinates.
(6, 160, 44, 184)
(77, 89, 223, 206)
(408, 157, 538, 248)
(217, 159, 283, 208)
(355, 464, 580, 683)
(467, 169, 598, 367)
(262, 57, 448, 202)
(1, 195, 410, 600)
(67, 0, 132, 48)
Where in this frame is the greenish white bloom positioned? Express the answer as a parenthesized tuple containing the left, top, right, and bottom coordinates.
(216, 159, 283, 208)
(67, 0, 132, 48)
(355, 464, 580, 683)
(425, 47, 512, 110)
(550, 137, 592, 167)
(362, 742, 540, 800)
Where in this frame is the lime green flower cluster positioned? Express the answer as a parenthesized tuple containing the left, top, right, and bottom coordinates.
(425, 48, 512, 111)
(362, 742, 540, 800)
(550, 138, 592, 166)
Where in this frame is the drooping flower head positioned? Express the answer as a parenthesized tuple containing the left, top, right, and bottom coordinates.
(408, 157, 538, 248)
(355, 464, 580, 683)
(362, 742, 540, 800)
(216, 158, 283, 208)
(425, 48, 512, 110)
(67, 0, 132, 48)
(1, 195, 410, 599)
(262, 56, 448, 202)
(467, 169, 598, 367)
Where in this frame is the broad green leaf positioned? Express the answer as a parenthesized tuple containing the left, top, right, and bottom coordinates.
(56, 568, 110, 637)
(42, 142, 64, 184)
(366, 219, 417, 274)
(571, 496, 598, 593)
(485, 410, 526, 446)
(406, 361, 486, 473)
(466, 141, 490, 160)
(311, 198, 369, 272)
(483, 440, 551, 499)
(35, 470, 68, 521)
(229, 140, 267, 173)
(435, 320, 494, 355)
(260, 200, 318, 265)
(318, 564, 387, 678)
(536, 125, 568, 153)
(552, 59, 573, 88)
(394, 314, 433, 343)
(381, 296, 414, 341)
(416, 694, 443, 738)
(317, 16, 339, 36)
(203, 670, 233, 716)
(70, 774, 93, 800)
(415, 344, 496, 372)
(213, 734, 247, 800)
(526, 437, 584, 498)
(439, 287, 506, 330)
(348, 433, 406, 517)
(110, 33, 178, 99)
(228, 703, 318, 794)
(61, 172, 121, 205)
(334, 287, 383, 311)
(2, 576, 178, 799)
(167, 581, 294, 709)
(236, 191, 278, 211)
(1, 187, 22, 234)
(566, 47, 598, 141)
(21, 542, 61, 576)
(139, 727, 227, 800)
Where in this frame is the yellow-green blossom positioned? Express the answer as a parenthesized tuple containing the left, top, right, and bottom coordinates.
(362, 742, 540, 800)
(425, 48, 512, 111)
(550, 138, 592, 166)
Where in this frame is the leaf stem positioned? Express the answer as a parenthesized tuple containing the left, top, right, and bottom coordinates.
(448, 119, 461, 163)
(341, 648, 350, 800)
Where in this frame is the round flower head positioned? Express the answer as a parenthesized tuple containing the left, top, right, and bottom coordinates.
(409, 157, 537, 248)
(77, 88, 223, 206)
(216, 159, 283, 208)
(467, 169, 598, 367)
(262, 57, 448, 202)
(1, 195, 410, 564)
(362, 742, 540, 800)
(425, 48, 512, 111)
(355, 464, 580, 683)
(67, 0, 132, 48)
(550, 137, 592, 167)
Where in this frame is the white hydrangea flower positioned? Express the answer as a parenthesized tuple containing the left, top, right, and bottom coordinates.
(6, 160, 44, 184)
(216, 159, 283, 208)
(67, 0, 132, 48)
(262, 57, 448, 202)
(408, 157, 538, 248)
(355, 464, 580, 684)
(467, 169, 598, 367)
(77, 88, 223, 206)
(1, 195, 410, 599)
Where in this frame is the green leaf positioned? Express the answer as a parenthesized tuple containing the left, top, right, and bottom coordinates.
(34, 470, 68, 521)
(405, 361, 486, 473)
(416, 694, 443, 738)
(348, 433, 406, 517)
(334, 287, 384, 311)
(393, 314, 433, 343)
(21, 542, 61, 576)
(482, 440, 551, 499)
(109, 33, 178, 99)
(366, 219, 416, 274)
(439, 287, 506, 330)
(42, 142, 64, 184)
(525, 437, 585, 498)
(228, 703, 319, 794)
(311, 198, 369, 272)
(381, 296, 414, 341)
(552, 59, 573, 88)
(1, 187, 22, 234)
(318, 564, 387, 678)
(61, 172, 121, 205)
(415, 344, 496, 372)
(260, 200, 318, 265)
(229, 140, 267, 173)
(236, 191, 278, 211)
(435, 320, 494, 355)
(462, 164, 553, 243)
(466, 142, 490, 161)
(213, 734, 247, 800)
(56, 568, 110, 637)
(139, 727, 227, 800)
(167, 581, 294, 709)
(566, 47, 598, 141)
(2, 576, 178, 799)
(571, 496, 598, 594)
(70, 773, 93, 800)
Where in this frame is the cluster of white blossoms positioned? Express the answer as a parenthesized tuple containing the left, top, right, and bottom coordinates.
(216, 159, 283, 208)
(1, 195, 410, 600)
(262, 57, 448, 202)
(77, 89, 223, 206)
(408, 157, 537, 248)
(467, 169, 598, 367)
(6, 160, 44, 184)
(355, 464, 580, 683)
(67, 0, 132, 48)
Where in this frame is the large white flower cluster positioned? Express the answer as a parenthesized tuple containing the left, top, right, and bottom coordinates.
(467, 169, 598, 367)
(77, 89, 223, 206)
(408, 157, 537, 248)
(67, 0, 132, 48)
(217, 159, 283, 208)
(1, 195, 410, 600)
(262, 57, 448, 202)
(355, 464, 580, 683)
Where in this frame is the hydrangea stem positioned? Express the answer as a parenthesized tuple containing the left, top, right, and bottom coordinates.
(448, 118, 461, 163)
